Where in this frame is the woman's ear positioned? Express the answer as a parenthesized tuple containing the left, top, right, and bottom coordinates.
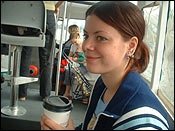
(128, 36, 138, 52)
(126, 36, 138, 57)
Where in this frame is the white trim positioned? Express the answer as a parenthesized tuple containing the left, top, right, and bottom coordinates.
(113, 106, 169, 128)
(135, 127, 158, 130)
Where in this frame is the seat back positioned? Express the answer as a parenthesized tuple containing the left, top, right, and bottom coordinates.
(1, 1, 46, 47)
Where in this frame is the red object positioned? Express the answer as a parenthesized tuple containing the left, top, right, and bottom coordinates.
(69, 97, 72, 101)
(67, 96, 72, 101)
(29, 65, 38, 77)
(60, 68, 65, 73)
(74, 54, 79, 57)
(61, 59, 68, 66)
(60, 81, 64, 85)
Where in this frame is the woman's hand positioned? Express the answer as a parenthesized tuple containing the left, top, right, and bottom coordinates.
(72, 58, 86, 63)
(72, 38, 83, 48)
(72, 57, 78, 62)
(76, 38, 83, 45)
(69, 57, 73, 61)
(40, 114, 75, 130)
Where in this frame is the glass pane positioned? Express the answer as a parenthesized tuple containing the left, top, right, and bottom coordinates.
(159, 1, 174, 105)
(141, 6, 160, 83)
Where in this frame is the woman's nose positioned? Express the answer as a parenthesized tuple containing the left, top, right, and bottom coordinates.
(82, 39, 95, 52)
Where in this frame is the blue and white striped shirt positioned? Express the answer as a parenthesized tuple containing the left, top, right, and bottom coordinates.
(82, 72, 169, 130)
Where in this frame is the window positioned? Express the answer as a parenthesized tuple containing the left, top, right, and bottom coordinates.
(142, 1, 174, 117)
(142, 5, 160, 84)
(55, 18, 85, 44)
(158, 1, 174, 117)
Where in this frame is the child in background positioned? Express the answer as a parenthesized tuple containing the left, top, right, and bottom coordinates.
(63, 32, 87, 99)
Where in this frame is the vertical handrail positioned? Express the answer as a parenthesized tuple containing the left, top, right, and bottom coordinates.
(55, 1, 67, 96)
(8, 45, 12, 76)
(65, 2, 72, 41)
(10, 46, 22, 108)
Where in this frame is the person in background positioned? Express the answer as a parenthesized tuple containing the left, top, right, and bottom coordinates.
(53, 25, 81, 95)
(63, 32, 87, 99)
(18, 1, 64, 101)
(40, 1, 169, 130)
(57, 25, 87, 99)
(16, 26, 34, 101)
(18, 46, 33, 101)
(39, 1, 64, 102)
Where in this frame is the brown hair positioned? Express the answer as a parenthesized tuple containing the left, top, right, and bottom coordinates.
(68, 24, 80, 39)
(68, 25, 80, 34)
(70, 32, 80, 39)
(86, 1, 150, 73)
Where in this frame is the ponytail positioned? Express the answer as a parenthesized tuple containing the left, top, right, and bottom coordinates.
(130, 42, 150, 73)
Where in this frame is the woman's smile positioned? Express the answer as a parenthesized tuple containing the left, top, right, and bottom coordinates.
(85, 55, 101, 62)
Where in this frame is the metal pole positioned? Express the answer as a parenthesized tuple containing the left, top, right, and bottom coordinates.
(10, 46, 22, 107)
(1, 45, 26, 116)
(65, 2, 72, 41)
(8, 45, 12, 75)
(55, 1, 67, 96)
(7, 45, 13, 86)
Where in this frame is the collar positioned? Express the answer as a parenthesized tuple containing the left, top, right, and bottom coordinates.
(83, 72, 142, 130)
(105, 71, 141, 116)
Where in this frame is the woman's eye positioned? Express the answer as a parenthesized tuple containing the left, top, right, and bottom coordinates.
(83, 34, 88, 40)
(97, 36, 107, 41)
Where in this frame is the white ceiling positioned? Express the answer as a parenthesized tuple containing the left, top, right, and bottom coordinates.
(58, 1, 159, 20)
(58, 1, 99, 20)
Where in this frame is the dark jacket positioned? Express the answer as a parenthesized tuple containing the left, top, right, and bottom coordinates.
(76, 72, 169, 130)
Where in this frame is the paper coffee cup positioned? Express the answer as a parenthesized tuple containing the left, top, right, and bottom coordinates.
(43, 95, 73, 127)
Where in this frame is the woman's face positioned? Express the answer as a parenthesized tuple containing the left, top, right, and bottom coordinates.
(83, 14, 129, 74)
(71, 38, 77, 44)
(71, 37, 82, 46)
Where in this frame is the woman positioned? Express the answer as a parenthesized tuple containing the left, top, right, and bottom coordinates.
(56, 25, 86, 95)
(63, 30, 87, 98)
(41, 1, 169, 130)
